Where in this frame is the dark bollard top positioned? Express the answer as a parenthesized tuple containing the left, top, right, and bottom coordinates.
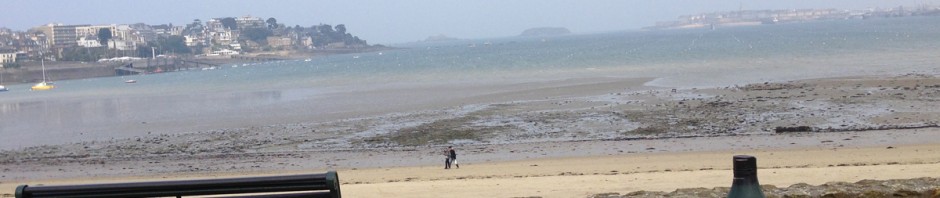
(733, 155, 757, 177)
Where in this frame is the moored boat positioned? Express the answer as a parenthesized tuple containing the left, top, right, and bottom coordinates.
(31, 82, 54, 91)
(0, 72, 7, 92)
(31, 51, 55, 91)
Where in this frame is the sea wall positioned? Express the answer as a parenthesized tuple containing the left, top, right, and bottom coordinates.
(0, 66, 115, 85)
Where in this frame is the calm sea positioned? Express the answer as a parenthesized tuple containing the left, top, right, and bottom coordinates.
(2, 17, 940, 150)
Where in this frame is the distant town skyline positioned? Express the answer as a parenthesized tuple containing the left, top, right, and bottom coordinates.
(2, 0, 937, 44)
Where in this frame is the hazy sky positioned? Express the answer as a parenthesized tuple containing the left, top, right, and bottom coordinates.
(1, 0, 934, 44)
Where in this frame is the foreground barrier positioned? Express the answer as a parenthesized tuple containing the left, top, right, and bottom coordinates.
(15, 171, 340, 198)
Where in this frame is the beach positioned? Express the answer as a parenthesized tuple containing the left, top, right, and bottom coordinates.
(2, 134, 938, 197)
(3, 73, 940, 197)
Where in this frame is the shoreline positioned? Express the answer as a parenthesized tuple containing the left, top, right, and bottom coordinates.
(0, 47, 398, 86)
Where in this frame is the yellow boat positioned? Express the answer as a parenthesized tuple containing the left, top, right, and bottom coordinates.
(31, 81, 55, 91)
(31, 51, 55, 91)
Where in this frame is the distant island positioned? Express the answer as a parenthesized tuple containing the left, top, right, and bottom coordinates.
(519, 27, 571, 37)
(424, 34, 460, 42)
(647, 5, 940, 30)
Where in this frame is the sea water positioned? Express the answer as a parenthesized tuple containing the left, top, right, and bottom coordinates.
(2, 17, 940, 150)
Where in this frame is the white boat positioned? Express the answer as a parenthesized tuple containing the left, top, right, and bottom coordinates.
(124, 80, 137, 83)
(304, 58, 312, 62)
(0, 71, 7, 92)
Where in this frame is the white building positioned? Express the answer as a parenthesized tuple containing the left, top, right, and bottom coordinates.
(211, 30, 234, 45)
(75, 25, 116, 39)
(77, 36, 102, 48)
(169, 26, 184, 36)
(206, 18, 225, 32)
(185, 35, 197, 46)
(108, 39, 136, 51)
(210, 49, 240, 56)
(0, 53, 16, 67)
(235, 15, 265, 30)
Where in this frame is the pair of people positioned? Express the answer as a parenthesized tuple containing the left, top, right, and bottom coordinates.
(444, 146, 459, 169)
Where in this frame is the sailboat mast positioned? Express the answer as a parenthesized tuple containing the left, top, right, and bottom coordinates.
(40, 51, 47, 82)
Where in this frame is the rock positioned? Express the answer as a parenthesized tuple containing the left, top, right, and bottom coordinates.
(775, 126, 814, 133)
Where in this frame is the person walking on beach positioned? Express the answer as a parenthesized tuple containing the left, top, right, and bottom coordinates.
(448, 146, 459, 169)
(444, 148, 452, 169)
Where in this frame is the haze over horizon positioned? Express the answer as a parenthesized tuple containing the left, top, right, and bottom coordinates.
(1, 0, 936, 44)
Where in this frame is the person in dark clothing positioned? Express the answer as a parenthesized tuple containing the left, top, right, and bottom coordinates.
(448, 146, 459, 168)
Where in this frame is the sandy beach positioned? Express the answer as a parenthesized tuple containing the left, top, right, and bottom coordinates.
(2, 138, 938, 197)
(3, 73, 940, 197)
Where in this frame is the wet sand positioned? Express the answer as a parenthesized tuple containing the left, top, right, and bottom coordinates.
(3, 74, 940, 197)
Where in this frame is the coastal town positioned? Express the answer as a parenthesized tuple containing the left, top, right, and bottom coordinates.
(647, 5, 940, 30)
(0, 15, 381, 84)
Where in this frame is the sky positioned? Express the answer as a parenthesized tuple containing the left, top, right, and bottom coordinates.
(1, 0, 935, 44)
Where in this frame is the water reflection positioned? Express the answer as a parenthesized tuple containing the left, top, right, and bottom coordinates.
(0, 90, 285, 150)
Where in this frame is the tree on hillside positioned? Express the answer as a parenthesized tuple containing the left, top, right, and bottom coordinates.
(97, 28, 112, 46)
(303, 24, 368, 48)
(60, 47, 108, 62)
(153, 35, 191, 54)
(184, 19, 204, 35)
(221, 17, 237, 30)
(240, 28, 272, 44)
(189, 19, 202, 29)
(266, 17, 278, 29)
(136, 45, 155, 58)
(317, 24, 334, 34)
(335, 24, 346, 35)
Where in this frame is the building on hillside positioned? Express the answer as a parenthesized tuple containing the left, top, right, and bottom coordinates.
(0, 52, 16, 67)
(75, 25, 116, 39)
(266, 36, 292, 49)
(77, 36, 102, 48)
(206, 18, 225, 32)
(130, 23, 157, 44)
(169, 26, 184, 36)
(301, 36, 313, 49)
(235, 16, 265, 30)
(211, 30, 235, 46)
(184, 35, 205, 47)
(47, 24, 90, 48)
(242, 40, 261, 50)
(108, 39, 136, 51)
(23, 35, 51, 58)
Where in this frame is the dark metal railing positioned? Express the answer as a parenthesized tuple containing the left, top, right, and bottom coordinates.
(15, 171, 340, 198)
